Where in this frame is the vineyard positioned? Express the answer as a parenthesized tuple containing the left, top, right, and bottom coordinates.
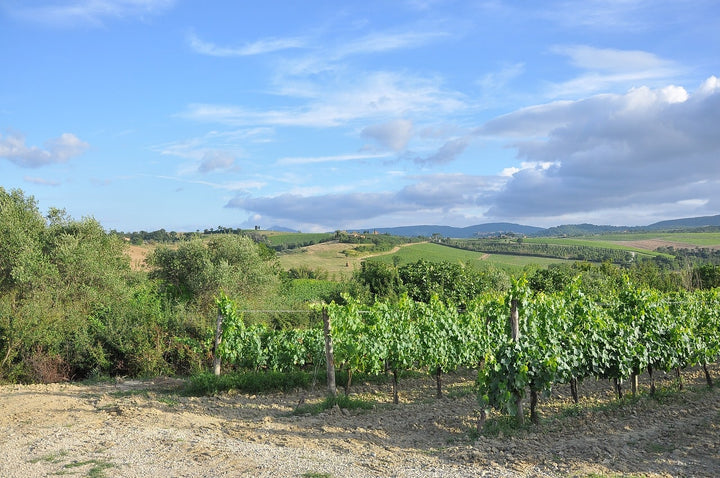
(216, 278, 720, 426)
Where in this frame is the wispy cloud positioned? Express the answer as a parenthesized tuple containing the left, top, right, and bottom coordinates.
(181, 71, 466, 127)
(155, 175, 264, 191)
(547, 45, 682, 97)
(153, 128, 272, 174)
(335, 30, 449, 57)
(187, 31, 306, 57)
(277, 152, 391, 165)
(0, 132, 89, 168)
(24, 176, 61, 186)
(7, 0, 176, 27)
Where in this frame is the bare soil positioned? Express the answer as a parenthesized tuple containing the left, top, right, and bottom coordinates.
(1, 365, 719, 477)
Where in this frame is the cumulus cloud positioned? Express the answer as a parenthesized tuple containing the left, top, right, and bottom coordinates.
(225, 173, 495, 228)
(362, 119, 414, 151)
(226, 192, 403, 225)
(0, 132, 89, 168)
(480, 77, 720, 221)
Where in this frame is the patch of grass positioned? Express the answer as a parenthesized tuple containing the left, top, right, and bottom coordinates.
(29, 451, 68, 464)
(644, 442, 675, 454)
(446, 384, 475, 399)
(477, 413, 534, 438)
(581, 474, 645, 478)
(558, 403, 584, 418)
(183, 370, 312, 396)
(61, 459, 114, 478)
(157, 395, 179, 406)
(301, 472, 333, 478)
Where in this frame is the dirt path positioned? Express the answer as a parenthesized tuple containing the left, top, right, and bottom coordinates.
(1, 367, 718, 477)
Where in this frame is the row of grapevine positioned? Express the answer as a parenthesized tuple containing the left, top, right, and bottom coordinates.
(478, 278, 720, 423)
(215, 280, 720, 422)
(216, 295, 325, 373)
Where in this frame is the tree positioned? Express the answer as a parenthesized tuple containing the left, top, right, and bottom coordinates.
(148, 234, 280, 313)
(0, 188, 50, 292)
(354, 261, 403, 300)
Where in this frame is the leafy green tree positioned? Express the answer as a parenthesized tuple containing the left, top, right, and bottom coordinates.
(1, 189, 205, 382)
(354, 260, 403, 301)
(148, 234, 280, 314)
(0, 188, 51, 292)
(398, 259, 508, 306)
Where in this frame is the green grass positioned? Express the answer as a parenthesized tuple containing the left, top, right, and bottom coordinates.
(29, 451, 69, 464)
(62, 459, 115, 478)
(368, 242, 489, 265)
(184, 370, 313, 396)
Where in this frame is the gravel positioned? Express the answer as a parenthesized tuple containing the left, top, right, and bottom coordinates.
(1, 367, 718, 477)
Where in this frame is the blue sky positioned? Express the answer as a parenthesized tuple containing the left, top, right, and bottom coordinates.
(1, 1, 719, 232)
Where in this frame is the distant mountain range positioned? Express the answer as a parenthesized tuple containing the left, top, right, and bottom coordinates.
(344, 214, 720, 238)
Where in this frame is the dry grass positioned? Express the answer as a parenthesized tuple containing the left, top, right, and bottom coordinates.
(125, 244, 153, 271)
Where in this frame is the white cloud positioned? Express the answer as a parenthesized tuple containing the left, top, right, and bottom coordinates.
(154, 129, 273, 174)
(480, 77, 720, 222)
(547, 45, 682, 98)
(181, 72, 466, 128)
(335, 30, 449, 57)
(188, 31, 306, 57)
(198, 151, 236, 173)
(155, 175, 264, 191)
(0, 132, 89, 168)
(276, 152, 391, 166)
(8, 0, 175, 27)
(552, 45, 673, 73)
(24, 176, 61, 186)
(412, 137, 471, 165)
(225, 173, 496, 229)
(362, 119, 414, 151)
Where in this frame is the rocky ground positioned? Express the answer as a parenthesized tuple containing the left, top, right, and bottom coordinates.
(1, 365, 718, 477)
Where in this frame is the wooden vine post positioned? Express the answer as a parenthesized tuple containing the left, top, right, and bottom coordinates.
(212, 310, 224, 376)
(510, 298, 525, 425)
(322, 307, 337, 397)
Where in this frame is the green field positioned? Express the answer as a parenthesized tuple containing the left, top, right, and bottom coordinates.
(265, 232, 335, 247)
(367, 243, 571, 269)
(367, 242, 486, 265)
(277, 241, 363, 278)
(594, 232, 720, 247)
